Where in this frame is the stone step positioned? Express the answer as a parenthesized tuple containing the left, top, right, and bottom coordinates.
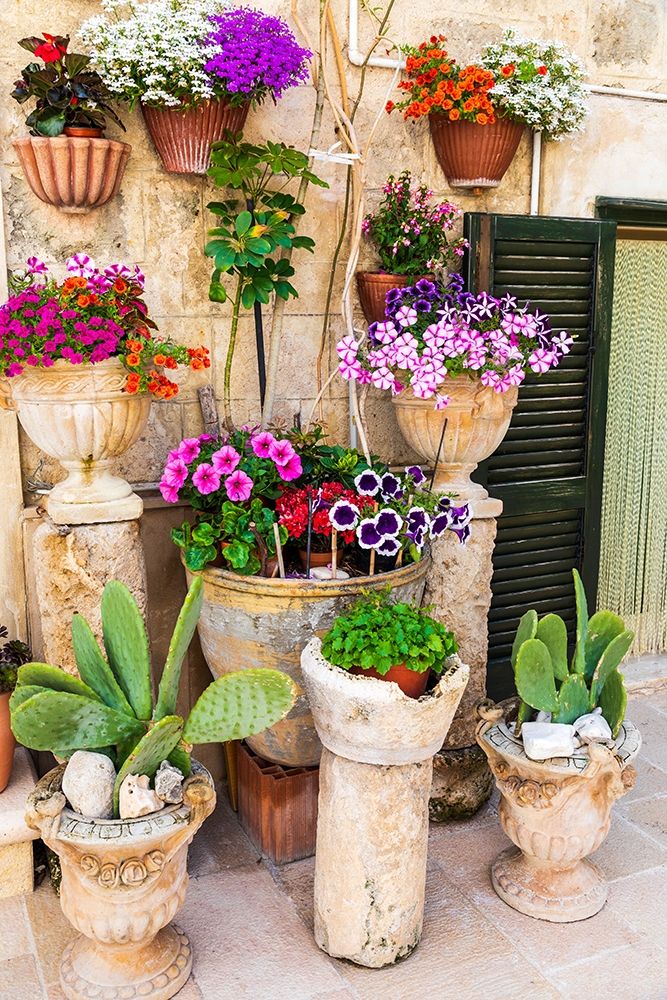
(0, 746, 38, 899)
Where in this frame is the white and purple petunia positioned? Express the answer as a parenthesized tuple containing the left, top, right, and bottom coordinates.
(329, 499, 360, 532)
(405, 465, 426, 486)
(380, 472, 402, 498)
(375, 508, 403, 537)
(354, 469, 383, 496)
(406, 506, 429, 533)
(376, 536, 401, 557)
(358, 518, 384, 549)
(429, 511, 452, 537)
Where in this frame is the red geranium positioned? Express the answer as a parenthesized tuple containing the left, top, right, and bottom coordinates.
(276, 481, 368, 550)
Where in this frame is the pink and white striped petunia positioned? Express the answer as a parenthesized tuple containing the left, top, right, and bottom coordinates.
(370, 366, 395, 391)
(395, 305, 418, 328)
(528, 349, 555, 374)
(66, 254, 97, 277)
(336, 334, 359, 363)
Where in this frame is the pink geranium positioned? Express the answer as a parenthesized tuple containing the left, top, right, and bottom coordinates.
(277, 453, 302, 481)
(268, 438, 295, 467)
(192, 463, 221, 495)
(225, 469, 254, 502)
(211, 444, 241, 475)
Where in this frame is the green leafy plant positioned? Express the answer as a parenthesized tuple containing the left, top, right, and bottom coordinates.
(10, 577, 296, 815)
(511, 569, 632, 737)
(205, 134, 328, 427)
(0, 626, 31, 694)
(321, 589, 458, 675)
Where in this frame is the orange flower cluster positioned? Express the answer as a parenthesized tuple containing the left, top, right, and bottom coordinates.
(387, 34, 497, 124)
(123, 342, 210, 397)
(187, 346, 211, 371)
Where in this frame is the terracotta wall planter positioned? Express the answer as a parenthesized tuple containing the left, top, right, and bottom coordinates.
(186, 556, 430, 768)
(429, 114, 524, 189)
(142, 98, 250, 175)
(0, 692, 16, 793)
(26, 762, 216, 1000)
(356, 272, 411, 325)
(13, 136, 131, 213)
(392, 376, 519, 501)
(477, 709, 641, 922)
(0, 358, 151, 525)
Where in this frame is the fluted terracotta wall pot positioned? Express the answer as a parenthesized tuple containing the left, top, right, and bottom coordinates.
(356, 273, 410, 325)
(26, 763, 215, 1000)
(0, 358, 151, 525)
(392, 376, 519, 501)
(477, 706, 641, 922)
(0, 693, 16, 793)
(429, 115, 524, 189)
(13, 136, 131, 213)
(142, 99, 250, 175)
(187, 557, 430, 767)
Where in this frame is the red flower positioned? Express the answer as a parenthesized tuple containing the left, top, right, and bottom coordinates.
(537, 65, 548, 75)
(34, 34, 67, 63)
(501, 63, 515, 77)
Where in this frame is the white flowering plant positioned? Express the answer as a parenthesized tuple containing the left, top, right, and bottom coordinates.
(480, 30, 589, 140)
(79, 0, 228, 108)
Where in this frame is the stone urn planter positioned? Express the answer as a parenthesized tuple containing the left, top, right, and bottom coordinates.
(476, 705, 641, 922)
(13, 136, 131, 213)
(392, 376, 519, 501)
(187, 557, 430, 767)
(142, 98, 250, 175)
(301, 637, 469, 966)
(26, 762, 216, 1000)
(0, 358, 151, 525)
(428, 114, 524, 189)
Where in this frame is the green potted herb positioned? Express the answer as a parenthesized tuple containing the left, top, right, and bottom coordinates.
(0, 626, 31, 793)
(321, 590, 458, 698)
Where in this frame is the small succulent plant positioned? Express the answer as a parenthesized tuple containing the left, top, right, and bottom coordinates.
(0, 626, 31, 694)
(511, 570, 632, 738)
(10, 577, 296, 816)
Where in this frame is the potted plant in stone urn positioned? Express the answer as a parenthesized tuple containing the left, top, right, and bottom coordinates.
(10, 33, 130, 212)
(337, 273, 574, 503)
(12, 576, 295, 1000)
(356, 171, 467, 324)
(477, 569, 641, 923)
(0, 254, 209, 524)
(0, 626, 31, 793)
(80, 0, 312, 175)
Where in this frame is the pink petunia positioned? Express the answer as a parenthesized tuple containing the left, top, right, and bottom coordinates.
(225, 469, 254, 501)
(269, 438, 295, 467)
(211, 444, 241, 475)
(159, 480, 180, 503)
(251, 431, 275, 458)
(192, 463, 221, 495)
(339, 358, 362, 381)
(66, 254, 97, 278)
(162, 458, 189, 489)
(177, 438, 201, 464)
(277, 453, 303, 482)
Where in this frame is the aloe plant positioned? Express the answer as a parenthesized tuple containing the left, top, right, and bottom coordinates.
(511, 570, 632, 738)
(10, 577, 296, 816)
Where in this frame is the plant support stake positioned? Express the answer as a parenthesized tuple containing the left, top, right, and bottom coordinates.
(247, 198, 267, 407)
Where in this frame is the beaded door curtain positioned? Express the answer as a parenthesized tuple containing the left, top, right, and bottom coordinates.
(598, 239, 667, 653)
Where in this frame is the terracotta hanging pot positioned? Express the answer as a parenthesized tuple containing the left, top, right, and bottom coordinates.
(0, 692, 16, 793)
(428, 114, 524, 189)
(13, 135, 131, 214)
(391, 375, 519, 501)
(142, 98, 250, 175)
(350, 662, 429, 699)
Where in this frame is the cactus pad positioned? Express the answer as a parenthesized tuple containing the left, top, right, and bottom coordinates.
(514, 699, 533, 735)
(9, 685, 50, 711)
(168, 745, 192, 778)
(590, 629, 634, 707)
(11, 691, 145, 752)
(17, 663, 102, 702)
(553, 673, 589, 725)
(71, 614, 134, 716)
(584, 610, 625, 681)
(154, 577, 203, 721)
(113, 716, 184, 816)
(101, 581, 153, 721)
(535, 614, 569, 682)
(511, 610, 538, 669)
(183, 669, 297, 745)
(514, 639, 559, 714)
(598, 668, 627, 738)
(571, 569, 588, 674)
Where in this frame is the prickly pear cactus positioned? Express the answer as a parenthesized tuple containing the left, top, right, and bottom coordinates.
(71, 614, 134, 716)
(11, 690, 145, 752)
(154, 577, 203, 722)
(514, 639, 559, 714)
(552, 673, 589, 725)
(101, 581, 153, 721)
(183, 670, 297, 744)
(113, 716, 184, 814)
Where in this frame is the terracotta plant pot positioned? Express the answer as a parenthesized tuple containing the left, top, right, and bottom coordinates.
(297, 548, 342, 571)
(350, 662, 429, 699)
(0, 691, 16, 793)
(391, 375, 519, 501)
(186, 556, 430, 767)
(26, 762, 215, 1000)
(477, 710, 641, 922)
(356, 272, 411, 325)
(429, 114, 524, 189)
(13, 135, 131, 213)
(142, 98, 250, 175)
(0, 358, 151, 525)
(64, 126, 104, 139)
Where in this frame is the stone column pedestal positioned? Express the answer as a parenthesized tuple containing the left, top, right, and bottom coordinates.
(301, 638, 469, 967)
(425, 499, 500, 820)
(32, 518, 148, 673)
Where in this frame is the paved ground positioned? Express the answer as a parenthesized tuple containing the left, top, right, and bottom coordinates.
(1, 687, 665, 1000)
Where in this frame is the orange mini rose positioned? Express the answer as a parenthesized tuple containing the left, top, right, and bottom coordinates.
(153, 353, 167, 366)
(449, 108, 460, 121)
(164, 356, 178, 370)
(77, 295, 91, 307)
(126, 340, 144, 353)
(501, 63, 515, 77)
(113, 278, 128, 293)
(126, 353, 141, 366)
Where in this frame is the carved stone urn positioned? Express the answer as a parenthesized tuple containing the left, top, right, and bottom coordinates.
(392, 377, 518, 501)
(26, 762, 216, 1000)
(477, 704, 641, 922)
(0, 358, 151, 524)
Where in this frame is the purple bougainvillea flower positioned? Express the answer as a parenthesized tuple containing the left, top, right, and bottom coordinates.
(354, 470, 382, 496)
(406, 506, 429, 532)
(250, 431, 275, 457)
(405, 465, 426, 486)
(329, 499, 360, 532)
(375, 508, 402, 538)
(225, 469, 254, 502)
(380, 472, 401, 498)
(376, 536, 401, 557)
(277, 452, 303, 481)
(429, 511, 452, 537)
(176, 438, 201, 464)
(211, 444, 241, 475)
(269, 438, 295, 467)
(358, 518, 383, 549)
(192, 463, 221, 496)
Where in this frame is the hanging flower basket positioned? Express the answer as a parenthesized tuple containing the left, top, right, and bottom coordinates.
(142, 98, 249, 175)
(428, 114, 524, 189)
(13, 135, 131, 213)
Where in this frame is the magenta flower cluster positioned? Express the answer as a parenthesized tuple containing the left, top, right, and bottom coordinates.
(204, 7, 311, 105)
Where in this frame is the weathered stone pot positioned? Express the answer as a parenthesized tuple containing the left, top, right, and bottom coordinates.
(187, 556, 429, 768)
(302, 638, 469, 966)
(477, 705, 641, 922)
(142, 98, 250, 175)
(13, 136, 131, 213)
(26, 762, 216, 1000)
(0, 359, 151, 524)
(392, 376, 518, 501)
(428, 114, 524, 189)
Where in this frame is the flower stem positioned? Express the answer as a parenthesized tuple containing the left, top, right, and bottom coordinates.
(224, 278, 243, 430)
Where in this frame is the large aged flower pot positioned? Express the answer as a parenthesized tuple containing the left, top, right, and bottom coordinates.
(477, 706, 641, 922)
(0, 358, 151, 525)
(26, 762, 215, 1000)
(13, 136, 131, 213)
(392, 376, 519, 501)
(302, 638, 469, 966)
(142, 98, 250, 175)
(428, 114, 524, 189)
(0, 692, 16, 793)
(187, 556, 430, 767)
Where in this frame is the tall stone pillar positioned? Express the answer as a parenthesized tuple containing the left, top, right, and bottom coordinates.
(425, 498, 501, 819)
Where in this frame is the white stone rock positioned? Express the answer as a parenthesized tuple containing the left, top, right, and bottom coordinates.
(62, 751, 116, 819)
(573, 710, 613, 746)
(154, 760, 184, 804)
(308, 567, 350, 580)
(521, 722, 578, 761)
(536, 710, 552, 723)
(118, 774, 163, 819)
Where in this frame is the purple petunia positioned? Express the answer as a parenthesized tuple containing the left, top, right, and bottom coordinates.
(329, 499, 360, 532)
(405, 465, 427, 486)
(375, 509, 403, 538)
(380, 472, 401, 498)
(358, 519, 383, 549)
(376, 536, 401, 557)
(355, 470, 383, 496)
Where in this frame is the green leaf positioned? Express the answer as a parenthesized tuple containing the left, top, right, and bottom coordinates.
(154, 578, 203, 721)
(571, 569, 588, 674)
(183, 669, 296, 744)
(101, 581, 153, 721)
(183, 544, 217, 571)
(241, 285, 257, 309)
(34, 112, 65, 136)
(535, 614, 569, 682)
(71, 615, 134, 715)
(235, 211, 252, 236)
(209, 281, 228, 304)
(222, 538, 250, 569)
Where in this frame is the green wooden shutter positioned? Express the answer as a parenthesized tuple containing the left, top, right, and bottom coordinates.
(464, 213, 616, 700)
